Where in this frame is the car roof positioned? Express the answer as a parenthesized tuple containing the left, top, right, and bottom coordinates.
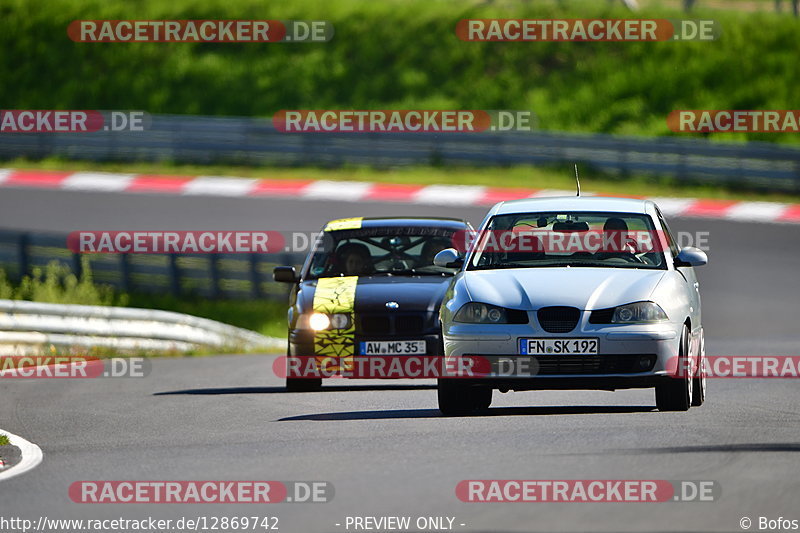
(493, 196, 652, 215)
(325, 216, 469, 230)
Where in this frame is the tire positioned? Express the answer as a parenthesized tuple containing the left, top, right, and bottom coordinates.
(285, 342, 322, 392)
(691, 334, 706, 407)
(437, 379, 492, 416)
(286, 377, 322, 392)
(655, 325, 692, 412)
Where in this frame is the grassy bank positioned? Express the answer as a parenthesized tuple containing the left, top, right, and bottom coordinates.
(1, 0, 799, 143)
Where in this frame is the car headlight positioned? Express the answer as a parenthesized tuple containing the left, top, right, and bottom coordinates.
(611, 302, 668, 323)
(454, 302, 528, 324)
(299, 312, 351, 330)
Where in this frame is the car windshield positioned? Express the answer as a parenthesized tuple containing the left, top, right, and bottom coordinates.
(468, 211, 667, 271)
(306, 226, 460, 279)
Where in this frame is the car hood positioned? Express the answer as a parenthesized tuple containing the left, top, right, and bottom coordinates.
(462, 267, 666, 310)
(299, 275, 453, 314)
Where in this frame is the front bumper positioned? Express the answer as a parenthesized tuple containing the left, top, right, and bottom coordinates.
(442, 322, 682, 390)
(289, 324, 442, 357)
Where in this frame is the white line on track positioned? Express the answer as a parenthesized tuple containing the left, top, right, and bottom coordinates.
(62, 172, 135, 191)
(182, 176, 259, 196)
(302, 180, 372, 201)
(647, 197, 695, 217)
(725, 201, 788, 222)
(413, 185, 486, 205)
(0, 429, 43, 482)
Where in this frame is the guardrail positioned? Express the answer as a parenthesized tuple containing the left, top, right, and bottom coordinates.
(0, 299, 283, 355)
(0, 230, 306, 301)
(2, 114, 799, 191)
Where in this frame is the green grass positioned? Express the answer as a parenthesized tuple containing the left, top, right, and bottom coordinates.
(0, 435, 10, 446)
(7, 158, 800, 203)
(126, 293, 288, 339)
(1, 0, 799, 143)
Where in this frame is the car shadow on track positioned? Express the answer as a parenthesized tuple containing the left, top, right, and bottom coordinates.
(278, 405, 656, 421)
(605, 443, 800, 454)
(153, 384, 437, 396)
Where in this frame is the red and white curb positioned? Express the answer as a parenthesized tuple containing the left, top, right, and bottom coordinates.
(1, 168, 798, 223)
(0, 429, 44, 482)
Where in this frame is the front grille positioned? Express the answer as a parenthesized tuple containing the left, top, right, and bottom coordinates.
(534, 354, 656, 375)
(358, 315, 391, 335)
(537, 306, 581, 333)
(356, 313, 427, 335)
(396, 315, 424, 334)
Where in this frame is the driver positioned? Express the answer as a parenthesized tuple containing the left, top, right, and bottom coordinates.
(335, 242, 373, 275)
(419, 237, 452, 266)
(598, 217, 637, 258)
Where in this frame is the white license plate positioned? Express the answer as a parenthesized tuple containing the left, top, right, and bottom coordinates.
(519, 338, 598, 355)
(360, 340, 426, 355)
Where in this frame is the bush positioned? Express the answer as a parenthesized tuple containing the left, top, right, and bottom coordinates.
(0, 259, 127, 306)
(1, 0, 798, 142)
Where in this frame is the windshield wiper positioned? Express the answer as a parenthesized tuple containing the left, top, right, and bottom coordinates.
(371, 269, 449, 276)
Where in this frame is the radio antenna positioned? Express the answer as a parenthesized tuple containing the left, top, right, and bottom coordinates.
(574, 164, 581, 197)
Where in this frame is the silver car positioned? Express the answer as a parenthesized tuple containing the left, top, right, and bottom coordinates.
(434, 196, 708, 415)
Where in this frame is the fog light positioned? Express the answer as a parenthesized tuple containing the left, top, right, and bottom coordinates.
(309, 312, 331, 331)
(638, 355, 655, 370)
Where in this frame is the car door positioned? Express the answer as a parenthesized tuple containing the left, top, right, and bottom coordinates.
(656, 208, 701, 335)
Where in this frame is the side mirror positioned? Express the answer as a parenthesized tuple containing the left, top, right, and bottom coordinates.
(433, 248, 464, 268)
(273, 266, 299, 283)
(674, 247, 707, 268)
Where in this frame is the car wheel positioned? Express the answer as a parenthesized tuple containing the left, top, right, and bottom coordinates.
(655, 325, 692, 412)
(286, 377, 322, 392)
(691, 334, 706, 407)
(437, 380, 492, 415)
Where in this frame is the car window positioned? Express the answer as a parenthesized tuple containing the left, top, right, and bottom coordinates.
(655, 207, 680, 257)
(306, 226, 460, 278)
(468, 211, 666, 271)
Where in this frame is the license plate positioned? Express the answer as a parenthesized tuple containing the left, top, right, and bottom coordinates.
(360, 340, 426, 355)
(519, 338, 598, 355)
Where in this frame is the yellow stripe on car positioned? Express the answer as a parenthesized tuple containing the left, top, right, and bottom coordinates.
(324, 217, 363, 232)
(312, 276, 358, 371)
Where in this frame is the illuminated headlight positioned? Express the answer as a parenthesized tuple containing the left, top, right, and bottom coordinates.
(308, 313, 331, 330)
(612, 302, 668, 323)
(300, 312, 351, 331)
(454, 302, 527, 324)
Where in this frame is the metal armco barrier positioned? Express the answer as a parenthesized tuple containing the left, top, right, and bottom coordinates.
(0, 299, 284, 355)
(0, 230, 306, 301)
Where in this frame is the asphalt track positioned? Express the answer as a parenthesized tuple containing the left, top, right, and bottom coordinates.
(0, 186, 798, 532)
